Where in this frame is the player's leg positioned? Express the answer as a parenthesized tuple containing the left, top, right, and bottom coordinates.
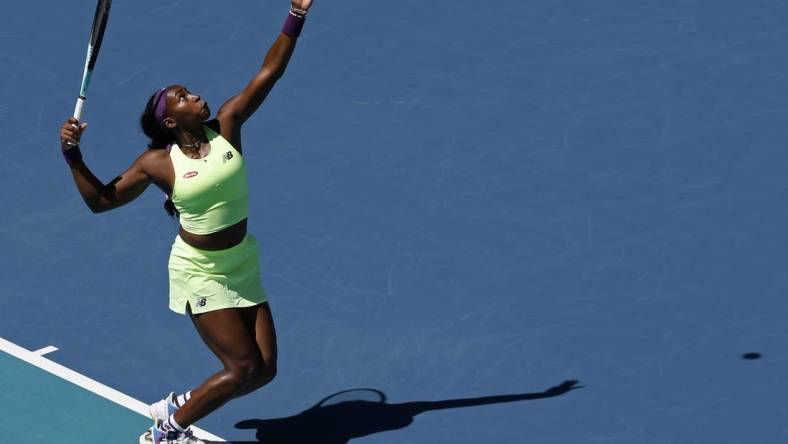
(172, 305, 264, 427)
(236, 301, 278, 396)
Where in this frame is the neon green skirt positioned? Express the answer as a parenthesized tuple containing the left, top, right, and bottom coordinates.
(167, 234, 268, 315)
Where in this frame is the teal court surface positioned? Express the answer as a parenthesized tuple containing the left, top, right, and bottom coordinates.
(0, 338, 223, 443)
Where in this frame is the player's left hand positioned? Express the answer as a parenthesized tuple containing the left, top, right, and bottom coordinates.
(291, 0, 313, 12)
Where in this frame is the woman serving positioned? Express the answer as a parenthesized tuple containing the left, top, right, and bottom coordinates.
(58, 2, 313, 443)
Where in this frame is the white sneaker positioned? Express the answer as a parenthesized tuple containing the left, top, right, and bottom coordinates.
(149, 392, 179, 422)
(139, 419, 206, 444)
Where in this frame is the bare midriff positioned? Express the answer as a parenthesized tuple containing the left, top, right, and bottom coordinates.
(179, 218, 247, 251)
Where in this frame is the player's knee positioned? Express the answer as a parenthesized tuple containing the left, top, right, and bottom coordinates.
(249, 362, 276, 391)
(261, 362, 277, 384)
(228, 359, 261, 390)
(249, 362, 277, 395)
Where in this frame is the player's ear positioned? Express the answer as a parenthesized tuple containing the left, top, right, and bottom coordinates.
(163, 117, 177, 129)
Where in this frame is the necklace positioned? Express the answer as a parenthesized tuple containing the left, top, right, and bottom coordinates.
(180, 140, 204, 148)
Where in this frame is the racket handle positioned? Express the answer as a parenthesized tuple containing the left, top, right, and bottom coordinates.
(73, 96, 86, 122)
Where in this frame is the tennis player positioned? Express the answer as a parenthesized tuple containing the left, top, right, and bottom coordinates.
(59, 2, 313, 443)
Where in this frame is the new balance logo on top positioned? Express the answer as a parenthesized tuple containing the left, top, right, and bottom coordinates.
(223, 151, 233, 164)
(196, 297, 207, 307)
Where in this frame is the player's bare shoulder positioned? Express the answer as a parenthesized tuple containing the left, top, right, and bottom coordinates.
(137, 147, 175, 192)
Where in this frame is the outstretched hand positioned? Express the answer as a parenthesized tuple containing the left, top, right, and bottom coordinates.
(291, 0, 313, 12)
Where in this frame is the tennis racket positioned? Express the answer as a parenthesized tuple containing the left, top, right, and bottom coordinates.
(73, 0, 113, 122)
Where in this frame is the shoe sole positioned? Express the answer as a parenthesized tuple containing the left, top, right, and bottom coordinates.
(138, 429, 153, 444)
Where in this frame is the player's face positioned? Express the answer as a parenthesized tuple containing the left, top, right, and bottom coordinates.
(166, 85, 210, 122)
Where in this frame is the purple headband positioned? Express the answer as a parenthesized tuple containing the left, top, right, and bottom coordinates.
(152, 87, 169, 124)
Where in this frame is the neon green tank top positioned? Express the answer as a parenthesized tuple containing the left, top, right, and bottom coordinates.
(170, 125, 249, 235)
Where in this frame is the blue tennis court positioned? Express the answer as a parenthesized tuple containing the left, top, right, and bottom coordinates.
(2, 1, 788, 442)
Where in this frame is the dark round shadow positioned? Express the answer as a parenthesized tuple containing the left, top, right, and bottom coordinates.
(741, 352, 762, 360)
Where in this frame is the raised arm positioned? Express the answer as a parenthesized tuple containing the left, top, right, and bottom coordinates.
(60, 117, 154, 213)
(217, 0, 313, 128)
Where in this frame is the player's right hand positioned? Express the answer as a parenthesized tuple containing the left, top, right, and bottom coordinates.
(60, 117, 88, 150)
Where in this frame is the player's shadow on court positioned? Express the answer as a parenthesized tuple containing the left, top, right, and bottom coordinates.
(220, 379, 580, 444)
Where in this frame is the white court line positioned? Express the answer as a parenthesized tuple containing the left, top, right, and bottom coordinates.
(32, 345, 58, 356)
(0, 337, 224, 442)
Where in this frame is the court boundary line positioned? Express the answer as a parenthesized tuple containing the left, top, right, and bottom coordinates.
(32, 345, 58, 356)
(0, 337, 224, 442)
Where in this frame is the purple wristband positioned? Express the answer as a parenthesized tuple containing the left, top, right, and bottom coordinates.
(62, 146, 83, 167)
(282, 11, 305, 38)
